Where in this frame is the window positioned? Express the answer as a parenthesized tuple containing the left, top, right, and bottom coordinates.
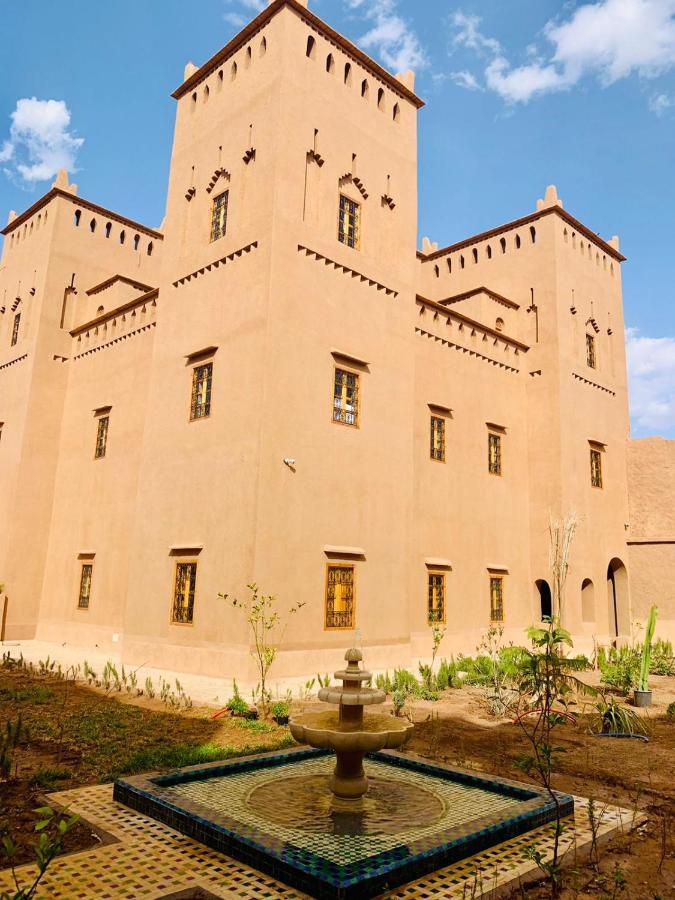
(338, 195, 360, 249)
(325, 565, 354, 629)
(78, 564, 93, 610)
(430, 416, 445, 462)
(428, 572, 445, 624)
(333, 367, 359, 426)
(190, 363, 213, 420)
(490, 576, 504, 622)
(488, 433, 502, 475)
(211, 190, 229, 242)
(586, 333, 596, 369)
(172, 562, 197, 624)
(10, 313, 20, 347)
(95, 416, 109, 459)
(590, 448, 603, 488)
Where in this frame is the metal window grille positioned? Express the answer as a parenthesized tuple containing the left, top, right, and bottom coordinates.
(488, 433, 502, 475)
(11, 313, 20, 347)
(325, 565, 354, 629)
(430, 416, 445, 461)
(210, 191, 229, 242)
(190, 363, 213, 420)
(428, 573, 445, 623)
(78, 564, 92, 609)
(172, 562, 197, 624)
(338, 195, 360, 249)
(490, 577, 504, 622)
(590, 449, 603, 488)
(586, 334, 596, 369)
(333, 368, 359, 426)
(95, 416, 109, 459)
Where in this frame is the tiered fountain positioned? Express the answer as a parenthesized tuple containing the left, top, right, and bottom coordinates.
(289, 648, 414, 799)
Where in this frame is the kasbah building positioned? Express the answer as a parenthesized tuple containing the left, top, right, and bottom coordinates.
(0, 0, 673, 684)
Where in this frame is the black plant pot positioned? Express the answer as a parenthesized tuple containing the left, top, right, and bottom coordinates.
(274, 715, 290, 726)
(244, 709, 259, 720)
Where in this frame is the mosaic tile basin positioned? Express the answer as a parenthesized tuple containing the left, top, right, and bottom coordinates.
(113, 747, 574, 900)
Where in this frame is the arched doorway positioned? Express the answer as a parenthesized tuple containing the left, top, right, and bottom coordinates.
(581, 578, 595, 623)
(535, 579, 552, 620)
(607, 559, 629, 639)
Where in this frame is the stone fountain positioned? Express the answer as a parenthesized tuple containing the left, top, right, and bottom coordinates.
(289, 648, 414, 799)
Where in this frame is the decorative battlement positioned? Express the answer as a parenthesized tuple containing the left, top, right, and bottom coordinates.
(71, 289, 158, 359)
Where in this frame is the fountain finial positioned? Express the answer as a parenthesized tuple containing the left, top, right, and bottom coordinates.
(345, 647, 362, 663)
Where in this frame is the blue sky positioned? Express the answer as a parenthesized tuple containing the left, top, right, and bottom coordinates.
(1, 0, 674, 437)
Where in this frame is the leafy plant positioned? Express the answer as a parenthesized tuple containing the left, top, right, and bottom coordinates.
(637, 606, 658, 692)
(227, 695, 249, 716)
(667, 701, 675, 720)
(271, 700, 289, 720)
(599, 646, 640, 694)
(375, 671, 393, 694)
(1, 806, 80, 900)
(220, 583, 305, 717)
(317, 673, 332, 689)
(1, 714, 29, 781)
(590, 695, 647, 736)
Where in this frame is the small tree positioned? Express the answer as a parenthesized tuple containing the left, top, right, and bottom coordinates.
(420, 624, 445, 692)
(1, 806, 80, 900)
(548, 513, 578, 625)
(514, 620, 593, 896)
(220, 583, 304, 717)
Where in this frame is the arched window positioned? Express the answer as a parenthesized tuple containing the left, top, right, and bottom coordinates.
(306, 35, 316, 59)
(572, 232, 577, 248)
(260, 37, 267, 56)
(472, 248, 478, 264)
(515, 234, 521, 249)
(596, 252, 600, 266)
(105, 222, 112, 239)
(133, 234, 140, 251)
(89, 218, 96, 233)
(74, 210, 81, 226)
(361, 79, 369, 99)
(147, 241, 153, 257)
(434, 265, 440, 278)
(97, 305, 104, 315)
(119, 230, 126, 245)
(486, 244, 492, 259)
(245, 46, 252, 68)
(344, 63, 352, 85)
(377, 88, 385, 110)
(460, 254, 465, 269)
(563, 228, 568, 243)
(495, 317, 504, 332)
(536, 580, 552, 620)
(218, 70, 224, 85)
(581, 578, 595, 623)
(580, 242, 585, 257)
(500, 237, 506, 253)
(530, 226, 536, 243)
(603, 255, 607, 270)
(204, 85, 210, 102)
(191, 92, 197, 105)
(326, 53, 334, 73)
(393, 103, 400, 122)
(231, 61, 238, 81)
(446, 258, 452, 274)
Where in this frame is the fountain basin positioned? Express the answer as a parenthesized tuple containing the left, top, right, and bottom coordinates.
(289, 711, 413, 753)
(114, 747, 574, 900)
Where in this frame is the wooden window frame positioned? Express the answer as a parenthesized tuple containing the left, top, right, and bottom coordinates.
(586, 333, 597, 369)
(78, 563, 93, 610)
(338, 194, 361, 250)
(190, 362, 213, 421)
(427, 571, 446, 624)
(590, 448, 603, 489)
(210, 190, 229, 243)
(488, 432, 502, 476)
(430, 415, 446, 462)
(490, 575, 504, 623)
(10, 313, 20, 347)
(324, 563, 356, 631)
(332, 366, 360, 427)
(94, 415, 109, 459)
(171, 561, 198, 625)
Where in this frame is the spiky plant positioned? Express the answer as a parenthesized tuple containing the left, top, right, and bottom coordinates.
(638, 606, 658, 692)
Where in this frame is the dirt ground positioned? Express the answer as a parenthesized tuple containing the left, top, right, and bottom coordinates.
(0, 667, 673, 898)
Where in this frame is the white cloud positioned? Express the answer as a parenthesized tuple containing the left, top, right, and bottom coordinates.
(450, 0, 675, 105)
(344, 0, 427, 72)
(223, 0, 264, 29)
(0, 98, 83, 185)
(451, 70, 481, 91)
(626, 327, 675, 435)
(649, 92, 674, 113)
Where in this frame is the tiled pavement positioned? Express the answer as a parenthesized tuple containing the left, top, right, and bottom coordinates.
(0, 781, 630, 899)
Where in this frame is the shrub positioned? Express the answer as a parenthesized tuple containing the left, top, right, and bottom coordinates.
(392, 668, 420, 695)
(435, 658, 461, 691)
(227, 695, 249, 717)
(666, 701, 675, 721)
(271, 701, 289, 720)
(375, 672, 393, 694)
(599, 646, 640, 694)
(591, 695, 646, 736)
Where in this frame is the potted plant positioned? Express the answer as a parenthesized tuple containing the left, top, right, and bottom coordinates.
(635, 606, 658, 708)
(271, 700, 290, 725)
(226, 694, 249, 718)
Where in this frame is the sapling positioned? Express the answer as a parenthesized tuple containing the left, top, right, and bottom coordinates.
(638, 606, 658, 692)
